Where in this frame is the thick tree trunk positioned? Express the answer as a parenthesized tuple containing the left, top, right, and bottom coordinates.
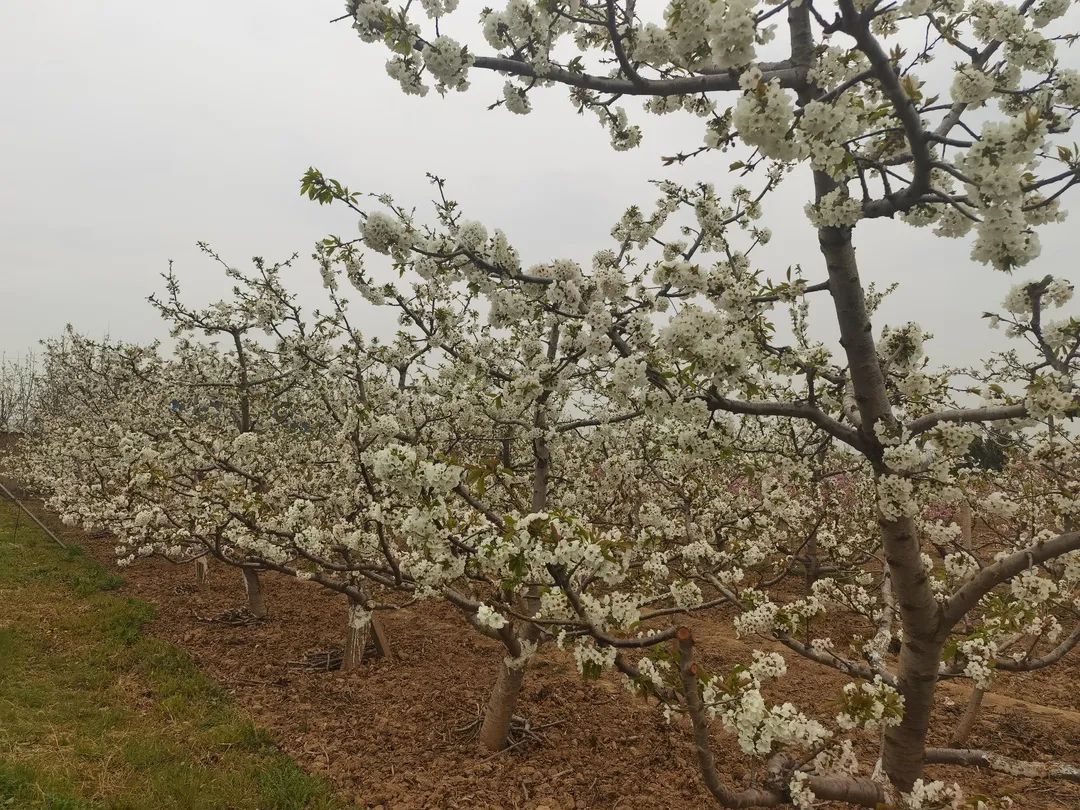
(242, 568, 266, 618)
(340, 596, 391, 670)
(478, 611, 541, 752)
(884, 617, 945, 787)
(879, 516, 946, 789)
(341, 589, 392, 671)
(195, 556, 209, 586)
(818, 221, 945, 791)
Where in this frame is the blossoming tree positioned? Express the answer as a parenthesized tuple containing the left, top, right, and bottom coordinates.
(306, 0, 1080, 804)
(13, 0, 1080, 805)
(0, 353, 37, 436)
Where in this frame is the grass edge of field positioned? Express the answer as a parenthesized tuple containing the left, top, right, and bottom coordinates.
(0, 497, 357, 810)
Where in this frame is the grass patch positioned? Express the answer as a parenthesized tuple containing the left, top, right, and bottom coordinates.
(0, 501, 351, 809)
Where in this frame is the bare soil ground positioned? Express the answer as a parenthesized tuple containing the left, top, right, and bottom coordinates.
(5, 486, 1078, 809)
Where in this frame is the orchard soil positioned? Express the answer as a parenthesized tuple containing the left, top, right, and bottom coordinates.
(7, 487, 1079, 809)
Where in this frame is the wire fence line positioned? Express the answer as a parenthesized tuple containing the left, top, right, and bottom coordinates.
(0, 479, 68, 549)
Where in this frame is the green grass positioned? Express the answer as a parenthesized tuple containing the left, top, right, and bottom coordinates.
(0, 500, 352, 809)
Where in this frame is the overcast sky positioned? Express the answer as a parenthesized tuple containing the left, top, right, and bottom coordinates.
(2, 1, 1077, 371)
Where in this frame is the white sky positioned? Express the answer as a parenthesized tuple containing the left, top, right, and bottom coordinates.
(2, 1, 1077, 371)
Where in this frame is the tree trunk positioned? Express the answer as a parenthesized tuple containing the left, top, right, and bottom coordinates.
(478, 655, 528, 753)
(242, 568, 266, 618)
(949, 687, 985, 747)
(341, 592, 391, 671)
(341, 599, 369, 671)
(195, 556, 209, 586)
(884, 620, 945, 788)
(958, 502, 973, 551)
(478, 611, 541, 752)
(875, 516, 948, 790)
(817, 220, 945, 791)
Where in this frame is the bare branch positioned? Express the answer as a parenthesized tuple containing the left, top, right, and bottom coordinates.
(925, 748, 1080, 782)
(944, 531, 1080, 627)
(906, 404, 1028, 435)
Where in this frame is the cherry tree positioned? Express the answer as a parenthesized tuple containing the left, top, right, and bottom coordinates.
(22, 331, 169, 542)
(0, 353, 37, 436)
(216, 230, 730, 752)
(23, 259, 329, 622)
(303, 0, 1080, 804)
(13, 0, 1080, 805)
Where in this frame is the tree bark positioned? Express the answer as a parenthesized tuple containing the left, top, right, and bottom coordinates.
(817, 222, 945, 791)
(341, 594, 391, 670)
(439, 588, 544, 753)
(242, 568, 266, 618)
(958, 501, 973, 551)
(341, 598, 369, 671)
(478, 607, 541, 752)
(477, 653, 529, 753)
(195, 555, 209, 586)
(879, 518, 946, 790)
(949, 687, 985, 747)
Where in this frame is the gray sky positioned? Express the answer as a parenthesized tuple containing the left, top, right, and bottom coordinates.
(2, 1, 1076, 371)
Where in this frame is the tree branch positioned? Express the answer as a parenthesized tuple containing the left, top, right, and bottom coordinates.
(944, 531, 1080, 627)
(705, 388, 865, 451)
(905, 403, 1028, 435)
(925, 747, 1080, 783)
(995, 621, 1080, 672)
